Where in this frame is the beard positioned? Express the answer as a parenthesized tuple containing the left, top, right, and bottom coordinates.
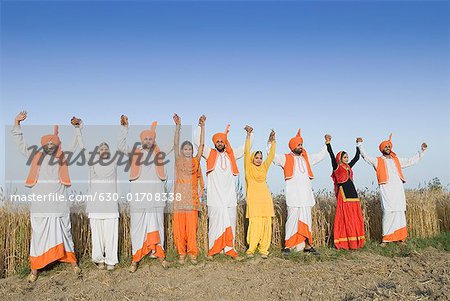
(293, 148, 302, 155)
(142, 143, 152, 150)
(382, 150, 391, 156)
(216, 146, 225, 152)
(43, 145, 57, 155)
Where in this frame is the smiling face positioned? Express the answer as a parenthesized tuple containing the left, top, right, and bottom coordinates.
(214, 139, 226, 152)
(340, 152, 349, 164)
(181, 141, 193, 158)
(382, 144, 392, 156)
(98, 143, 110, 159)
(43, 141, 58, 155)
(142, 137, 154, 150)
(292, 143, 303, 155)
(252, 151, 263, 166)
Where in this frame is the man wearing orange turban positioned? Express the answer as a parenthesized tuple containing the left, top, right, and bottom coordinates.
(11, 111, 82, 282)
(358, 134, 427, 245)
(272, 129, 330, 255)
(194, 122, 253, 260)
(118, 115, 173, 271)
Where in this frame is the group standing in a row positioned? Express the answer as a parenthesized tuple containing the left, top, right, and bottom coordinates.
(11, 111, 427, 282)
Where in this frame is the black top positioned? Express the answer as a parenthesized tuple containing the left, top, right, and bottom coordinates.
(327, 143, 360, 199)
(327, 143, 360, 171)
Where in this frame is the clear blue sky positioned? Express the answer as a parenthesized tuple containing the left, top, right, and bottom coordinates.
(1, 1, 449, 194)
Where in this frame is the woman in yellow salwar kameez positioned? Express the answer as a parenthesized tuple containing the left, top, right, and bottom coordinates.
(244, 126, 276, 258)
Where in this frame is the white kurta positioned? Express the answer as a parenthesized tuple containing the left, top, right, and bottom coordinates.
(118, 126, 172, 211)
(194, 125, 252, 208)
(118, 125, 172, 259)
(194, 126, 252, 254)
(87, 154, 119, 218)
(11, 125, 80, 269)
(358, 142, 425, 239)
(77, 129, 120, 265)
(272, 145, 327, 208)
(272, 144, 326, 249)
(11, 125, 80, 217)
(358, 143, 424, 212)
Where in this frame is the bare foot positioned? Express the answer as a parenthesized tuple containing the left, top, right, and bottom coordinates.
(27, 271, 38, 283)
(129, 262, 138, 273)
(158, 258, 169, 269)
(189, 255, 198, 265)
(178, 255, 186, 265)
(96, 263, 106, 270)
(72, 265, 82, 276)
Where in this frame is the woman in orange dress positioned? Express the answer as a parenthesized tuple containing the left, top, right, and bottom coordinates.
(172, 113, 205, 264)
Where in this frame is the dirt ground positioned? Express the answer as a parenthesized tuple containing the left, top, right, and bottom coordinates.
(0, 248, 449, 301)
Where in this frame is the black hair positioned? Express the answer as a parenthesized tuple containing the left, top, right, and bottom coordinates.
(181, 140, 193, 150)
(253, 150, 263, 158)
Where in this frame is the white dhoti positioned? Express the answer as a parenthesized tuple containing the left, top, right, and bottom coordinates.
(130, 208, 165, 262)
(90, 218, 119, 265)
(284, 206, 313, 251)
(207, 206, 238, 257)
(358, 142, 425, 243)
(11, 125, 80, 270)
(29, 214, 77, 270)
(272, 147, 328, 250)
(382, 211, 407, 242)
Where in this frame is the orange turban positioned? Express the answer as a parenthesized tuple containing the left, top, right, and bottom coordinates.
(140, 121, 157, 143)
(41, 125, 61, 147)
(40, 125, 63, 157)
(379, 133, 393, 153)
(289, 129, 304, 151)
(212, 124, 230, 145)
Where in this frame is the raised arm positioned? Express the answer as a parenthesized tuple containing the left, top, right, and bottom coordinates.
(357, 139, 377, 168)
(349, 143, 360, 168)
(196, 115, 206, 160)
(309, 134, 331, 166)
(194, 124, 210, 159)
(11, 111, 33, 157)
(76, 121, 86, 151)
(65, 116, 84, 153)
(399, 143, 427, 169)
(266, 143, 285, 168)
(173, 114, 181, 159)
(117, 115, 130, 155)
(263, 130, 276, 170)
(234, 130, 253, 159)
(243, 125, 253, 168)
(326, 142, 338, 171)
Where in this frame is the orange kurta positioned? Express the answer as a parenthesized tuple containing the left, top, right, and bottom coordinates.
(173, 156, 203, 256)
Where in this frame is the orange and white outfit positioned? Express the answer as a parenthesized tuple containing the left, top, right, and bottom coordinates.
(118, 122, 173, 262)
(358, 134, 425, 242)
(272, 130, 327, 250)
(194, 125, 253, 257)
(11, 125, 81, 270)
(173, 155, 204, 257)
